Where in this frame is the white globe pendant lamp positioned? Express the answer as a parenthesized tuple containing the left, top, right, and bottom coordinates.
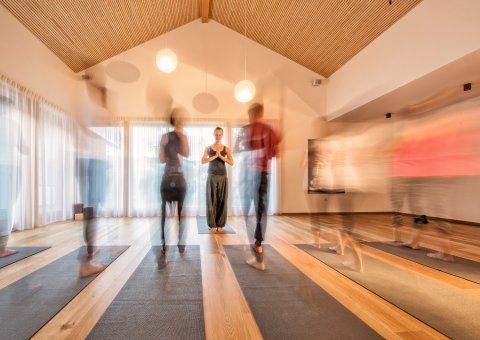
(156, 48, 177, 73)
(234, 79, 255, 103)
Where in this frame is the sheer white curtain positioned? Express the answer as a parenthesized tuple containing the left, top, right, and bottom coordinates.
(0, 79, 36, 231)
(36, 103, 76, 226)
(128, 122, 228, 217)
(2, 73, 281, 232)
(1, 77, 83, 229)
(128, 122, 168, 217)
(87, 126, 124, 217)
(127, 121, 278, 217)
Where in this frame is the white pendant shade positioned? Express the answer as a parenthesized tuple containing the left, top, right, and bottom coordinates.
(156, 48, 177, 73)
(234, 79, 256, 103)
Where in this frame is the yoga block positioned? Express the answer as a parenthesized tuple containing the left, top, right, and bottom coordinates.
(73, 203, 84, 215)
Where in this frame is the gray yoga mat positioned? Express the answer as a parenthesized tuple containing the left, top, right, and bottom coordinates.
(0, 245, 129, 340)
(366, 242, 480, 284)
(88, 245, 205, 339)
(223, 245, 380, 340)
(196, 216, 235, 234)
(297, 244, 480, 340)
(0, 246, 50, 269)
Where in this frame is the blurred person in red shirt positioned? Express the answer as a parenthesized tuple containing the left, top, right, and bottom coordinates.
(236, 103, 280, 266)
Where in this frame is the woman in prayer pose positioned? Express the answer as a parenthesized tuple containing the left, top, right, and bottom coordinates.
(202, 127, 234, 232)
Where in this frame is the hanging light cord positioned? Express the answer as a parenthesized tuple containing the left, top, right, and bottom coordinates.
(205, 62, 208, 93)
(244, 2, 247, 81)
(205, 23, 208, 92)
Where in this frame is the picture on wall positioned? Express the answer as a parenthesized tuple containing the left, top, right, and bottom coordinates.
(308, 139, 345, 193)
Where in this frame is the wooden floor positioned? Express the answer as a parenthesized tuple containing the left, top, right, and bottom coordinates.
(2, 214, 480, 339)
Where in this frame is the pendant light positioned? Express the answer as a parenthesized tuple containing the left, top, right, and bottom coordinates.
(234, 2, 255, 103)
(156, 48, 177, 73)
(234, 80, 255, 103)
(156, 34, 177, 73)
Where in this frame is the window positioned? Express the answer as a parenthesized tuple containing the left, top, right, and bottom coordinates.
(36, 104, 76, 225)
(128, 122, 277, 217)
(86, 126, 124, 217)
(128, 123, 168, 216)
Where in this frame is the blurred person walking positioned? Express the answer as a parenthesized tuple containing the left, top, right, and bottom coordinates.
(236, 103, 280, 269)
(158, 109, 189, 255)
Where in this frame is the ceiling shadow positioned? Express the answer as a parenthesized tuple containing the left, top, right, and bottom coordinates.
(192, 92, 220, 114)
(106, 61, 141, 83)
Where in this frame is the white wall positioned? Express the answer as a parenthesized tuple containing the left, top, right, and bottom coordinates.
(278, 83, 327, 213)
(0, 5, 78, 114)
(79, 20, 325, 121)
(327, 0, 480, 120)
(82, 20, 329, 213)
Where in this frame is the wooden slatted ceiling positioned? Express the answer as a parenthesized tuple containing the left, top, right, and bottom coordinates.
(210, 0, 422, 77)
(0, 0, 421, 77)
(0, 0, 200, 72)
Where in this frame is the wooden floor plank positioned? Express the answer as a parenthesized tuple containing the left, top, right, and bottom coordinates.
(1, 213, 478, 339)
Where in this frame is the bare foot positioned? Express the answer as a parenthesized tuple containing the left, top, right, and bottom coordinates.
(328, 245, 340, 254)
(427, 252, 454, 262)
(0, 249, 18, 258)
(217, 227, 223, 233)
(246, 257, 265, 271)
(157, 254, 168, 269)
(79, 262, 106, 278)
(402, 242, 420, 250)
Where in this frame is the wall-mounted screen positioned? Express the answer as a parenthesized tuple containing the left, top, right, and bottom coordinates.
(308, 139, 345, 194)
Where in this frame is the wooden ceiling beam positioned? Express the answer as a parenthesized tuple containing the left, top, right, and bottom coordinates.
(201, 0, 210, 23)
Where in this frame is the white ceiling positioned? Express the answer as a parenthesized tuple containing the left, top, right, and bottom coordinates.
(332, 48, 480, 122)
